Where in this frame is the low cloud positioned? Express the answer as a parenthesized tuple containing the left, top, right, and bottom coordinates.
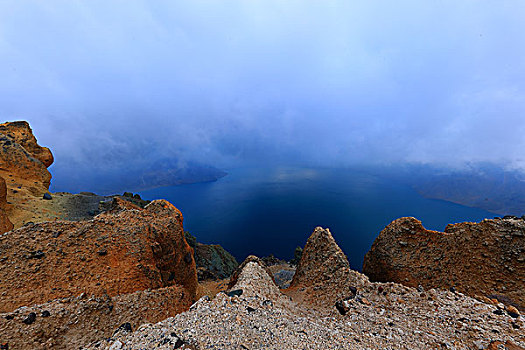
(1, 0, 524, 184)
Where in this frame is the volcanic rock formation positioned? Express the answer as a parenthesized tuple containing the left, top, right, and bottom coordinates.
(0, 121, 53, 186)
(0, 121, 55, 231)
(0, 198, 197, 313)
(288, 226, 368, 307)
(363, 217, 525, 310)
(228, 255, 274, 289)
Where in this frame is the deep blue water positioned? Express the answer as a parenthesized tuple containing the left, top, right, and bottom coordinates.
(139, 167, 494, 270)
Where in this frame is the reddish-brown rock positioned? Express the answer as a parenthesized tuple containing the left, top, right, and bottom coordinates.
(0, 121, 53, 167)
(487, 340, 525, 350)
(0, 177, 13, 233)
(0, 176, 6, 206)
(363, 217, 525, 310)
(0, 198, 198, 313)
(0, 121, 52, 187)
(0, 121, 55, 231)
(0, 209, 12, 234)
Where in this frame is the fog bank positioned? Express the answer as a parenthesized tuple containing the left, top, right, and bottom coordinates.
(1, 1, 524, 187)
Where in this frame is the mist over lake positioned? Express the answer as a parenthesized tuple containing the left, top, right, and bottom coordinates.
(139, 167, 494, 270)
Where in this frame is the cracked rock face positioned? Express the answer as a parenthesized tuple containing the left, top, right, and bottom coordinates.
(0, 121, 53, 168)
(363, 217, 525, 310)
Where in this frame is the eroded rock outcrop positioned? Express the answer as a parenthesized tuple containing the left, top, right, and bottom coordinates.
(0, 121, 52, 186)
(363, 217, 525, 310)
(0, 121, 55, 231)
(194, 243, 238, 280)
(0, 198, 197, 313)
(0, 121, 53, 166)
(287, 227, 368, 308)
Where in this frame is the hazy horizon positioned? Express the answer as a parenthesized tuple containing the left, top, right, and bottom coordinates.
(1, 1, 525, 185)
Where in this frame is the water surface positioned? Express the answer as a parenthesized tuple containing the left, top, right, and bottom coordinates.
(140, 167, 494, 270)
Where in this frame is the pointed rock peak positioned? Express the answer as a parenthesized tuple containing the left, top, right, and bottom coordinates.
(290, 226, 350, 288)
(228, 255, 272, 289)
(229, 256, 280, 301)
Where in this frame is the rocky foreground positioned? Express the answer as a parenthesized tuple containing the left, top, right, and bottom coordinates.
(2, 227, 524, 349)
(83, 228, 524, 350)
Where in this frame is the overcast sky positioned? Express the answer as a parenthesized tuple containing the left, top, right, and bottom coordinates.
(1, 1, 525, 176)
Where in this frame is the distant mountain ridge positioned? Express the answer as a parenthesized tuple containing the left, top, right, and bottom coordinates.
(369, 163, 525, 216)
(50, 158, 227, 195)
(410, 164, 525, 216)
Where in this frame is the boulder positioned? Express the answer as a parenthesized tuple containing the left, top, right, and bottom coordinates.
(0, 199, 197, 313)
(363, 217, 525, 310)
